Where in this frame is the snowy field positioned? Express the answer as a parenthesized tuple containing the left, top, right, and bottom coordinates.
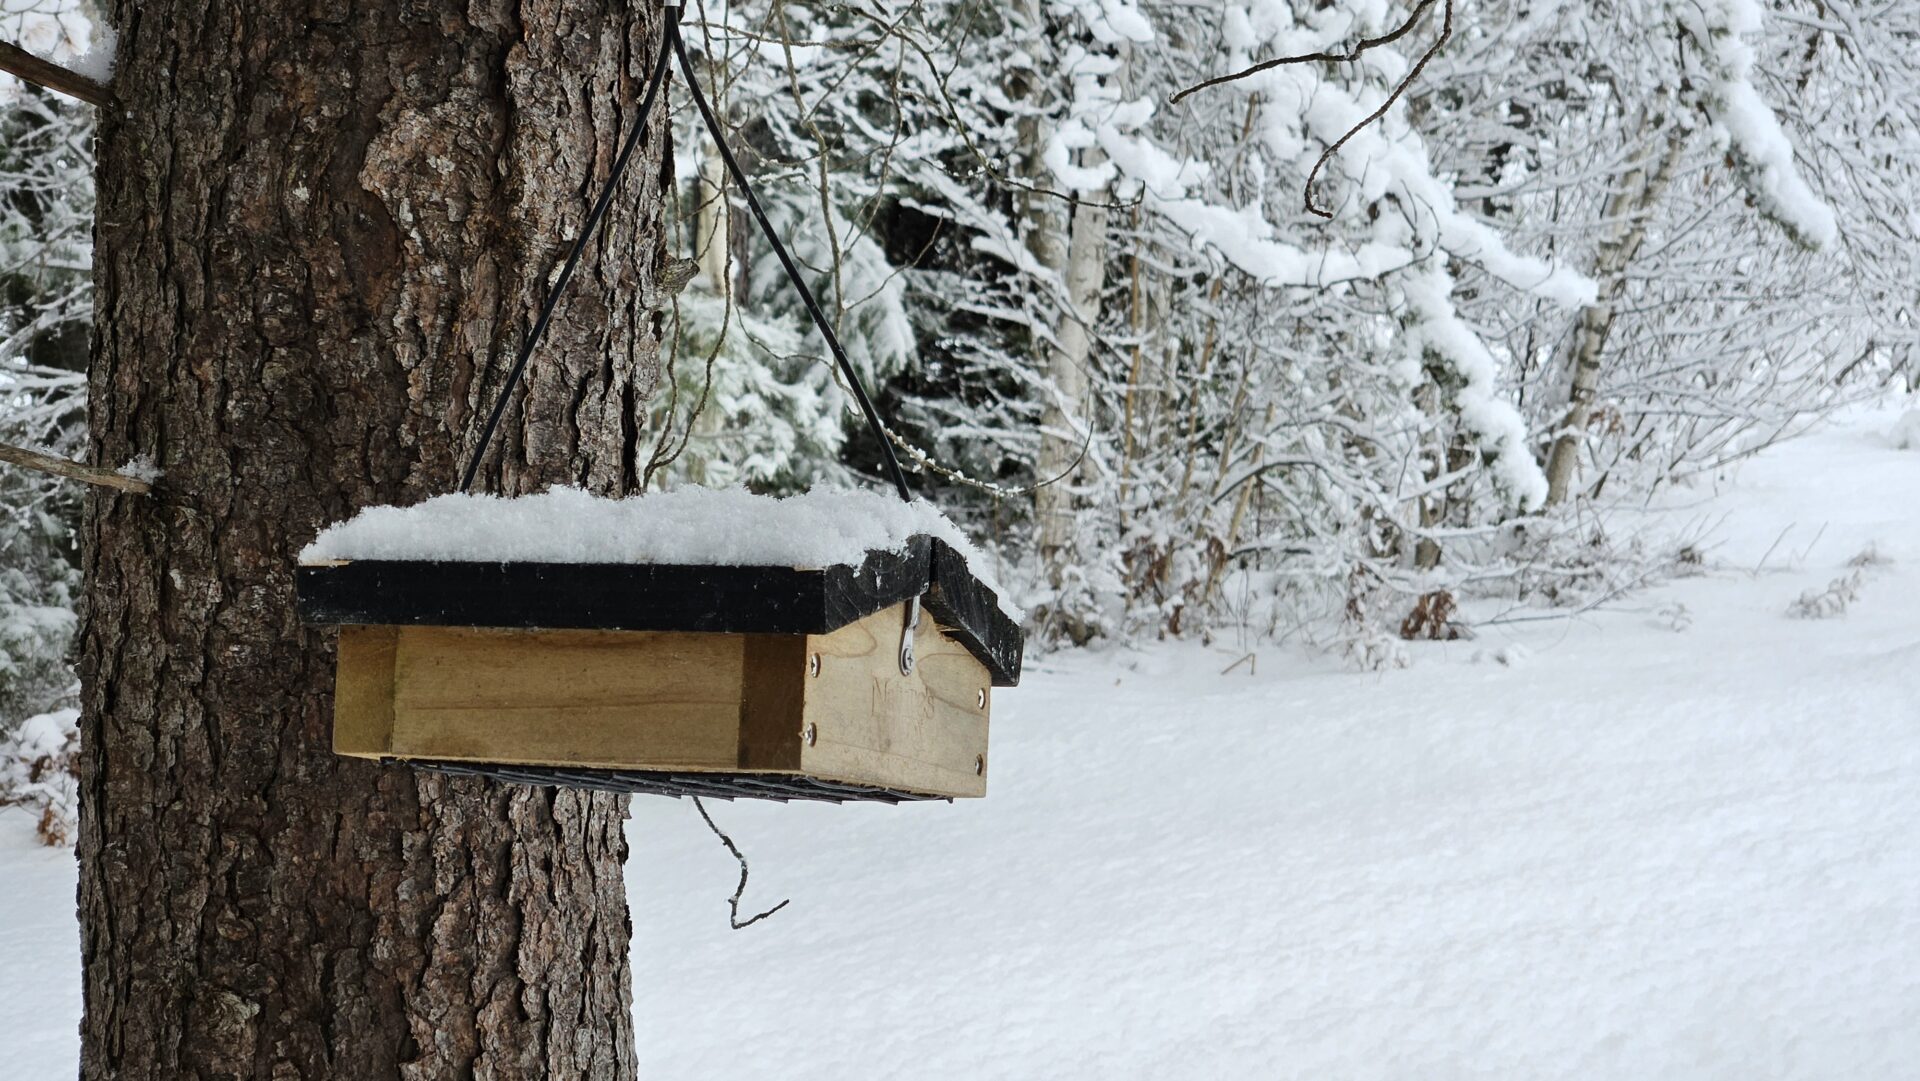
(6, 410, 1919, 1078)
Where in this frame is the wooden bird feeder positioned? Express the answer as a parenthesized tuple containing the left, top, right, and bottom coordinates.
(292, 9, 1023, 804)
(296, 535, 1021, 803)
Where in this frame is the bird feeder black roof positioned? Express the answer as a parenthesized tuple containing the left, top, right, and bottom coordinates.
(297, 533, 1022, 687)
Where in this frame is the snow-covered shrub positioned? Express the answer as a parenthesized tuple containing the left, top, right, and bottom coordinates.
(646, 285, 850, 492)
(1847, 544, 1891, 569)
(0, 560, 74, 724)
(1339, 568, 1412, 671)
(0, 707, 78, 846)
(1787, 571, 1864, 620)
(222, 0, 1920, 662)
(656, 32, 917, 497)
(0, 2, 95, 741)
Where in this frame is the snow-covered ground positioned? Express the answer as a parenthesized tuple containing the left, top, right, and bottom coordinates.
(0, 823, 82, 1079)
(6, 409, 1919, 1077)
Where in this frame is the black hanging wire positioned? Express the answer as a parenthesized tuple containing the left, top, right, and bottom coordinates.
(667, 17, 912, 502)
(460, 32, 676, 492)
(461, 3, 914, 504)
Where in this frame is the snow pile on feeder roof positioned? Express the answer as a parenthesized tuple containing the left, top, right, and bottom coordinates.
(301, 484, 1006, 589)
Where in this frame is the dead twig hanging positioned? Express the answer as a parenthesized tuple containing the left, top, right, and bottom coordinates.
(1168, 0, 1454, 219)
(692, 796, 791, 930)
(0, 440, 152, 494)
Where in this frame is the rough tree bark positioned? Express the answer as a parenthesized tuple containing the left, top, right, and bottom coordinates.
(78, 2, 672, 1077)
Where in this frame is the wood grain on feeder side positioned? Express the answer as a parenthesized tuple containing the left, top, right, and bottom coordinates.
(384, 627, 746, 769)
(333, 626, 399, 757)
(323, 603, 993, 798)
(739, 635, 808, 771)
(801, 606, 991, 798)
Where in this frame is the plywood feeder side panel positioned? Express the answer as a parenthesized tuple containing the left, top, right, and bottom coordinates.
(325, 604, 993, 798)
(738, 635, 808, 771)
(334, 625, 399, 758)
(800, 605, 991, 798)
(383, 626, 747, 769)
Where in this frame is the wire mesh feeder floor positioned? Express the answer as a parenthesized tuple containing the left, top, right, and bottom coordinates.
(402, 759, 950, 804)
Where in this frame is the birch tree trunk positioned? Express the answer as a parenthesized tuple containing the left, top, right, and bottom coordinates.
(1006, 0, 1107, 568)
(1034, 182, 1108, 562)
(78, 1, 670, 1077)
(696, 152, 733, 298)
(1542, 120, 1684, 505)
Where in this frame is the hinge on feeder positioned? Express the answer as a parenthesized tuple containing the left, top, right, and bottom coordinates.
(899, 596, 921, 676)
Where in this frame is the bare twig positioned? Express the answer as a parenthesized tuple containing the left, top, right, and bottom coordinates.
(884, 416, 1093, 498)
(691, 796, 790, 931)
(0, 441, 151, 494)
(1793, 521, 1829, 566)
(1476, 567, 1661, 627)
(1752, 523, 1794, 575)
(1168, 0, 1437, 105)
(836, 4, 1142, 212)
(1168, 0, 1455, 219)
(0, 41, 108, 106)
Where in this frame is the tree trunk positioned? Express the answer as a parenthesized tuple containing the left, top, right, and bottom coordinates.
(695, 152, 733, 299)
(1034, 181, 1108, 563)
(1006, 0, 1107, 571)
(78, 2, 671, 1077)
(1542, 121, 1683, 505)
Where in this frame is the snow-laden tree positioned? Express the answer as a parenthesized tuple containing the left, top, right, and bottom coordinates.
(1418, 0, 1903, 526)
(646, 3, 920, 492)
(659, 0, 1598, 643)
(0, 1, 95, 737)
(506, 0, 1918, 649)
